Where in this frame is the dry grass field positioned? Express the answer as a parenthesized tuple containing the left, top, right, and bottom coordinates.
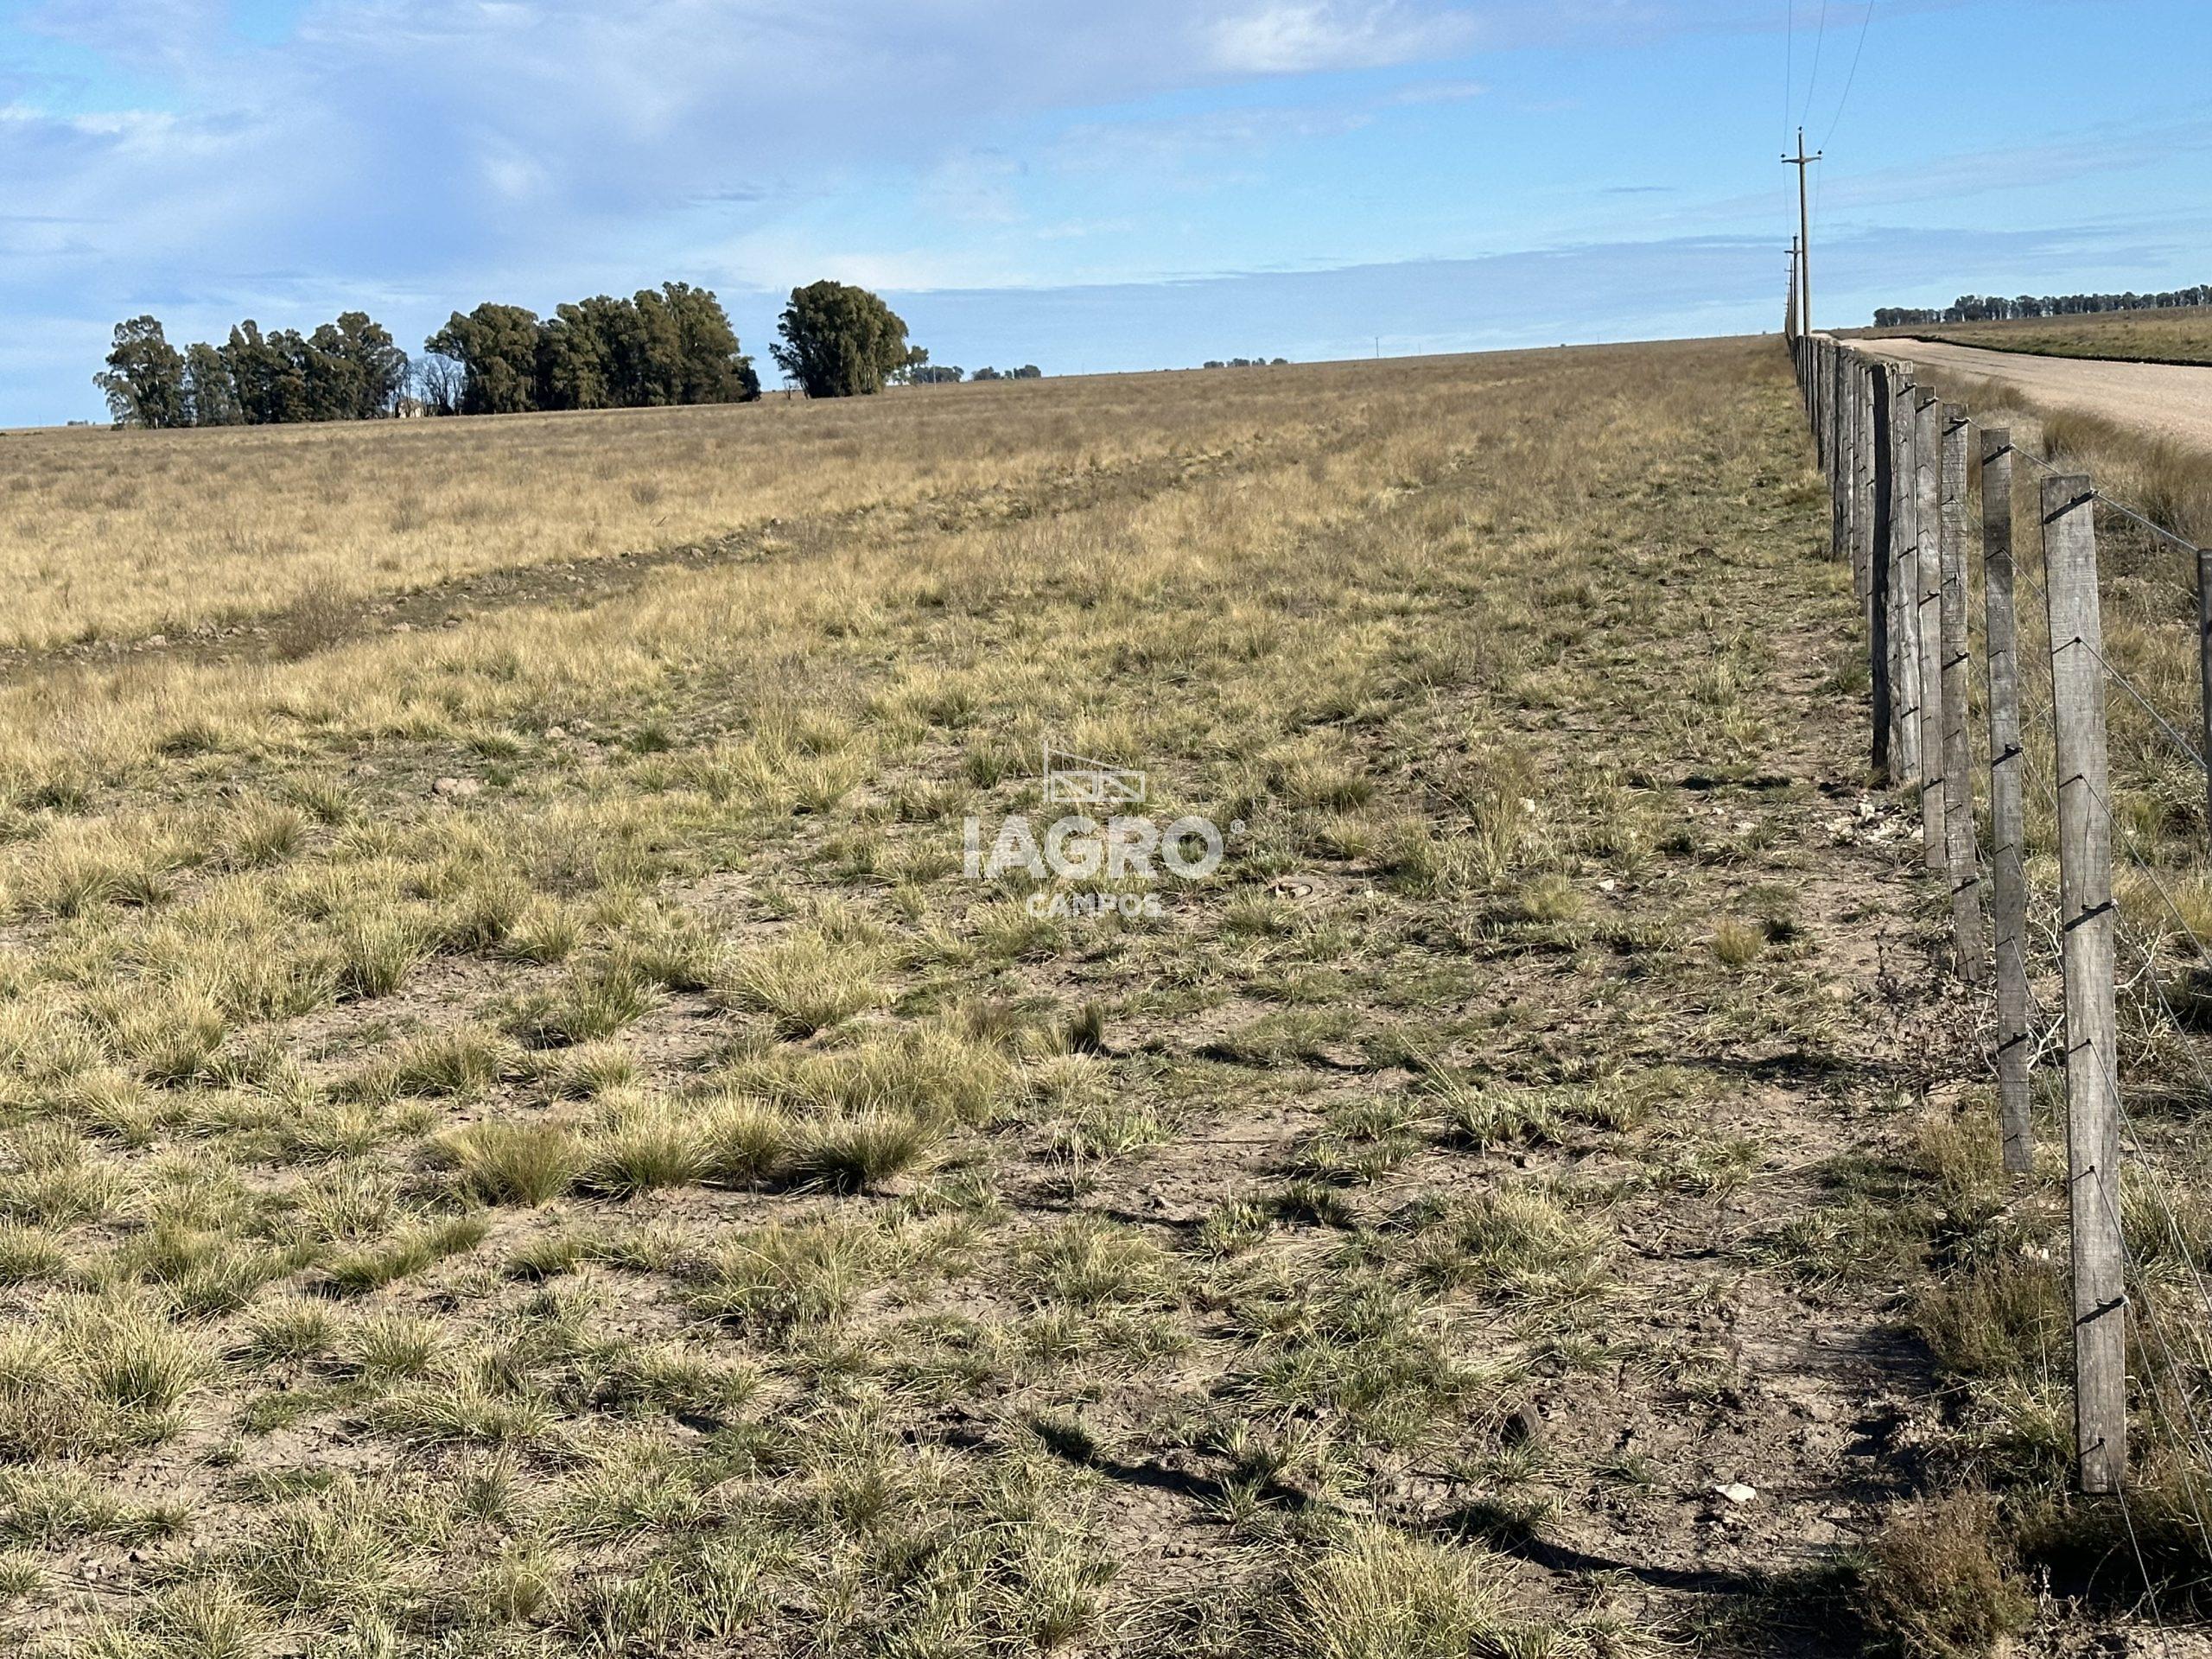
(1859, 306, 2212, 367)
(0, 338, 2189, 1656)
(0, 376, 1357, 652)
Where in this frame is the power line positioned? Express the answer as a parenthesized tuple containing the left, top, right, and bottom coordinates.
(1783, 0, 1796, 153)
(1801, 0, 1833, 127)
(1821, 2, 1879, 149)
(1813, 143, 1825, 251)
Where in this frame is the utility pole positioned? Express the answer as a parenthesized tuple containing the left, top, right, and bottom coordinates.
(1786, 238, 1801, 340)
(1783, 127, 1821, 335)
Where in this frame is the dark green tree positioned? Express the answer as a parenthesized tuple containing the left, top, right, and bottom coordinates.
(222, 322, 308, 424)
(425, 303, 541, 414)
(302, 322, 360, 422)
(265, 328, 318, 423)
(771, 280, 910, 397)
(629, 286, 688, 406)
(536, 299, 620, 410)
(533, 286, 753, 411)
(181, 341, 240, 426)
(93, 316, 188, 428)
(329, 312, 409, 418)
(588, 294, 654, 406)
(658, 281, 757, 404)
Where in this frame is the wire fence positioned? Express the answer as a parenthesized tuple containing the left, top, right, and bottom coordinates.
(1792, 326, 2212, 1612)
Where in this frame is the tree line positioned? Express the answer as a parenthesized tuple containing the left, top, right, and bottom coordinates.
(426, 283, 756, 415)
(96, 313, 411, 429)
(1872, 286, 2212, 327)
(902, 363, 1042, 385)
(92, 278, 1040, 427)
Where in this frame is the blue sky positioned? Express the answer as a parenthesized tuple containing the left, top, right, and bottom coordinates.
(2, 0, 2207, 423)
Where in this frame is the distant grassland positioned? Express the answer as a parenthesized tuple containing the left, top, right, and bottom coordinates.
(1858, 304, 2212, 365)
(0, 368, 1404, 652)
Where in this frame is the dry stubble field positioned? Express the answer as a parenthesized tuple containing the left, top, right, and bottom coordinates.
(0, 340, 2150, 1656)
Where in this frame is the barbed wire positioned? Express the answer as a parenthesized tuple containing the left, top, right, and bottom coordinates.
(1985, 423, 2203, 563)
(2003, 556, 2211, 784)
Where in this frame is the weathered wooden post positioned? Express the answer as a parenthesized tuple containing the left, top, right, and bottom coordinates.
(1867, 361, 1894, 779)
(1811, 339, 1825, 474)
(1915, 392, 1948, 869)
(1981, 429, 2031, 1173)
(1938, 404, 1987, 978)
(2197, 541, 2212, 847)
(1847, 355, 1867, 604)
(1830, 346, 1849, 570)
(1891, 378, 1923, 780)
(2044, 474, 2126, 1496)
(1859, 358, 1878, 606)
(1823, 339, 1835, 465)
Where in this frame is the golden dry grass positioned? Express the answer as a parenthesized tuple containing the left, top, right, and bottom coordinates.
(0, 337, 2147, 1654)
(0, 360, 1517, 652)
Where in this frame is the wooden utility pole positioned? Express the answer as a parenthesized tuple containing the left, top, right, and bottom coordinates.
(1786, 240, 1801, 342)
(1782, 129, 1821, 334)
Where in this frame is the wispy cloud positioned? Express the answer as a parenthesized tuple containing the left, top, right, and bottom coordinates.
(1389, 78, 1487, 104)
(1207, 3, 1478, 73)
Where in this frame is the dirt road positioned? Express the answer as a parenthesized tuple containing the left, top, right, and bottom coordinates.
(1859, 335, 2212, 451)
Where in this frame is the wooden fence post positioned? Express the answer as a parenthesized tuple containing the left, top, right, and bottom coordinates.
(1915, 392, 1948, 870)
(1891, 378, 1923, 780)
(1810, 335, 1820, 428)
(2197, 542, 2212, 848)
(1831, 346, 1850, 572)
(2044, 474, 2126, 1497)
(1848, 356, 1868, 605)
(1981, 429, 2031, 1173)
(1859, 359, 1878, 605)
(1938, 404, 1987, 979)
(1867, 361, 1894, 780)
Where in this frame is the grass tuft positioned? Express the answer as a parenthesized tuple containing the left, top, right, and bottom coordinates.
(435, 1119, 582, 1206)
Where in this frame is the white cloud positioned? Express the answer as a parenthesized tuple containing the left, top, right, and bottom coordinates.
(1207, 2, 1478, 73)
